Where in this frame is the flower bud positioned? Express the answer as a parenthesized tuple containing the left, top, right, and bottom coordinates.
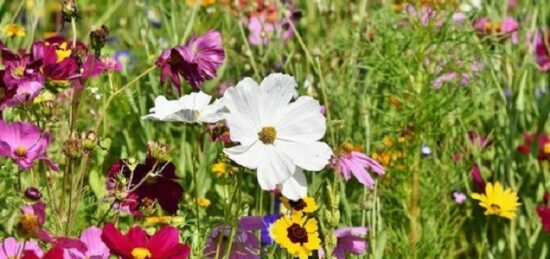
(61, 0, 80, 22)
(63, 139, 83, 159)
(90, 25, 109, 58)
(147, 141, 170, 163)
(24, 187, 42, 201)
(82, 131, 98, 151)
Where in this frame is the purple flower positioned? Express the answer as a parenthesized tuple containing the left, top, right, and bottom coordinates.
(203, 216, 262, 259)
(0, 237, 43, 258)
(261, 214, 279, 245)
(156, 30, 225, 93)
(471, 164, 486, 192)
(453, 192, 467, 204)
(0, 121, 58, 171)
(64, 226, 111, 259)
(246, 14, 294, 46)
(320, 227, 369, 259)
(335, 143, 384, 188)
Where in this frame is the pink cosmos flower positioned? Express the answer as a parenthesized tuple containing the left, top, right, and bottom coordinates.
(63, 226, 111, 259)
(101, 223, 191, 259)
(335, 143, 384, 188)
(532, 29, 550, 72)
(0, 237, 43, 258)
(156, 30, 225, 93)
(319, 227, 369, 259)
(203, 216, 262, 259)
(0, 121, 58, 171)
(501, 17, 519, 44)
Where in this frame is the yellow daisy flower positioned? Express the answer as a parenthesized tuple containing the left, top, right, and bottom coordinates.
(281, 196, 318, 214)
(186, 0, 216, 6)
(2, 23, 26, 37)
(212, 161, 235, 177)
(197, 197, 211, 208)
(471, 182, 521, 220)
(271, 213, 321, 259)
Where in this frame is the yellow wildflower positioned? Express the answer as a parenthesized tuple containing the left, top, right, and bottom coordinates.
(471, 182, 521, 220)
(3, 24, 26, 37)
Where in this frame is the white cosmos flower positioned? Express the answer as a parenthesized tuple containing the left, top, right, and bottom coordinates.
(222, 73, 333, 200)
(142, 91, 225, 123)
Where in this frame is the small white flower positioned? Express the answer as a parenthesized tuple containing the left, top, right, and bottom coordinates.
(142, 91, 225, 124)
(223, 73, 332, 200)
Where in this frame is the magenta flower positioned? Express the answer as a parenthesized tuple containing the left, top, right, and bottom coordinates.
(532, 29, 550, 72)
(319, 227, 369, 259)
(0, 121, 58, 171)
(203, 216, 262, 259)
(0, 237, 43, 258)
(501, 17, 519, 44)
(101, 57, 123, 72)
(101, 223, 191, 259)
(335, 143, 384, 188)
(156, 30, 225, 93)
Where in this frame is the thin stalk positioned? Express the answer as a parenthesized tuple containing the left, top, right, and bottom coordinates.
(224, 176, 242, 259)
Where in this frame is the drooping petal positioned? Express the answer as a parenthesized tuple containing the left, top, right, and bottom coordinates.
(224, 142, 262, 169)
(256, 145, 294, 191)
(280, 168, 307, 200)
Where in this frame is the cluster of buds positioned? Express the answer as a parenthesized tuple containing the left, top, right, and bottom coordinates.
(147, 141, 170, 163)
(90, 25, 109, 58)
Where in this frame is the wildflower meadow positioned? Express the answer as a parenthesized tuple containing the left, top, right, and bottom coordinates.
(0, 0, 549, 258)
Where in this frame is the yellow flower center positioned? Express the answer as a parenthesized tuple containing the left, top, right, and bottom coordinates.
(543, 143, 550, 155)
(258, 127, 277, 144)
(12, 66, 25, 78)
(56, 43, 72, 63)
(489, 203, 501, 214)
(19, 214, 39, 233)
(14, 146, 28, 157)
(131, 247, 152, 259)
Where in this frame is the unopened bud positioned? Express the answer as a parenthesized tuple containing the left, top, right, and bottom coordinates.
(63, 139, 82, 159)
(61, 0, 80, 22)
(82, 131, 98, 150)
(24, 187, 42, 201)
(90, 25, 109, 58)
(147, 141, 170, 162)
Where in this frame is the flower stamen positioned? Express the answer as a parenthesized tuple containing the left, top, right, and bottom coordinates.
(258, 127, 277, 144)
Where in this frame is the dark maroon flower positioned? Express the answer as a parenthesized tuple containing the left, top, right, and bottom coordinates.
(107, 156, 183, 214)
(532, 29, 550, 72)
(156, 30, 225, 93)
(101, 222, 191, 259)
(538, 205, 550, 233)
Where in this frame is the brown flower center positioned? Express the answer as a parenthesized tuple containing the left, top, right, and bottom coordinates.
(490, 203, 501, 213)
(14, 146, 27, 157)
(19, 214, 39, 234)
(287, 223, 308, 244)
(288, 199, 306, 211)
(258, 126, 277, 144)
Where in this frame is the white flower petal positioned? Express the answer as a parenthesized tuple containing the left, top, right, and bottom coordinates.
(225, 113, 258, 146)
(259, 73, 297, 125)
(276, 96, 326, 142)
(223, 77, 262, 130)
(280, 168, 307, 201)
(142, 96, 186, 122)
(223, 141, 262, 169)
(179, 91, 212, 111)
(256, 145, 294, 191)
(199, 98, 226, 123)
(275, 140, 332, 171)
